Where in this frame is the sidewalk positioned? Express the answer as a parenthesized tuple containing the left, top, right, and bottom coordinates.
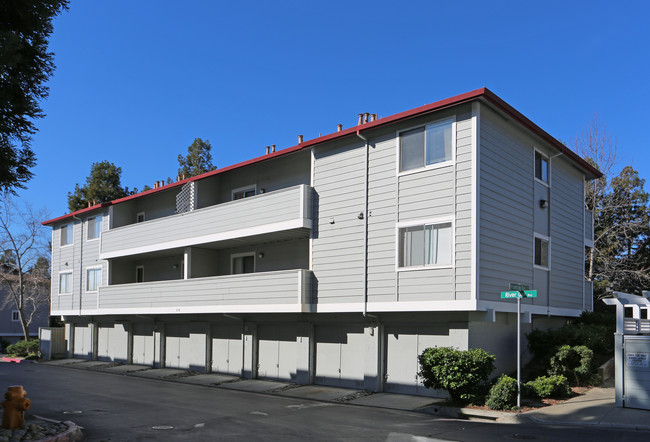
(36, 359, 650, 430)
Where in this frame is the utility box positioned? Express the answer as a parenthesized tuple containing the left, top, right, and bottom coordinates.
(38, 327, 66, 360)
(604, 291, 650, 410)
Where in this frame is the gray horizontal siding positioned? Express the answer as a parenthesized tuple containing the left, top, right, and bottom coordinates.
(479, 107, 534, 301)
(97, 270, 311, 310)
(312, 141, 366, 303)
(101, 185, 311, 257)
(550, 160, 585, 309)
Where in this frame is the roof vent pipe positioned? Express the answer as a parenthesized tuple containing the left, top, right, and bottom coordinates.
(337, 124, 343, 132)
(266, 146, 270, 154)
(358, 114, 363, 125)
(370, 114, 376, 122)
(298, 135, 303, 144)
(364, 113, 370, 123)
(271, 144, 276, 152)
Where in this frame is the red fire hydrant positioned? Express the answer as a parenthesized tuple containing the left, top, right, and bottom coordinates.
(2, 385, 31, 429)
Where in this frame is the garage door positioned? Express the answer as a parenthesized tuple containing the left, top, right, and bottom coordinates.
(165, 323, 207, 372)
(384, 326, 449, 397)
(212, 324, 243, 375)
(97, 323, 128, 362)
(623, 336, 650, 410)
(132, 322, 155, 366)
(257, 324, 298, 381)
(315, 325, 365, 388)
(73, 324, 92, 358)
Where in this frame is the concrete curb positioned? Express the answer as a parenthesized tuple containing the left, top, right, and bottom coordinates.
(32, 415, 83, 442)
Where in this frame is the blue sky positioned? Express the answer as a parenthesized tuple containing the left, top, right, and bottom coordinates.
(22, 0, 650, 219)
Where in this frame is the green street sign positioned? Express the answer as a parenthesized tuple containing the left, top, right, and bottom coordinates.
(509, 283, 529, 291)
(501, 290, 537, 299)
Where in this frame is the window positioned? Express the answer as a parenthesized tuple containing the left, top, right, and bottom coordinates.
(136, 212, 145, 223)
(535, 151, 549, 183)
(59, 272, 72, 294)
(399, 119, 453, 172)
(86, 267, 102, 292)
(399, 222, 452, 268)
(231, 253, 255, 274)
(87, 215, 102, 240)
(534, 236, 549, 269)
(136, 266, 144, 283)
(60, 224, 73, 246)
(11, 310, 19, 322)
(232, 186, 256, 200)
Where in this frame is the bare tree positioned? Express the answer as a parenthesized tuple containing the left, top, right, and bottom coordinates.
(574, 115, 617, 291)
(0, 197, 50, 341)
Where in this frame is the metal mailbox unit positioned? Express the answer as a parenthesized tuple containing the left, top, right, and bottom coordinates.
(603, 291, 650, 410)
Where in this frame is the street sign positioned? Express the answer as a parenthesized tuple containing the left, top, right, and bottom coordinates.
(509, 283, 529, 291)
(501, 291, 521, 299)
(523, 290, 537, 298)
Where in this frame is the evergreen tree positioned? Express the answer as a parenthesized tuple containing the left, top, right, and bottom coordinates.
(0, 0, 69, 193)
(177, 138, 217, 178)
(67, 161, 129, 211)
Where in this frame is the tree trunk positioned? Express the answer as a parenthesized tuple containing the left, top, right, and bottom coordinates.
(19, 310, 30, 341)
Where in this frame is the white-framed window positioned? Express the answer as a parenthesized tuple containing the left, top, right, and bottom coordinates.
(59, 272, 72, 294)
(535, 150, 549, 184)
(86, 267, 102, 292)
(231, 252, 255, 274)
(398, 220, 453, 269)
(534, 234, 550, 270)
(232, 185, 256, 200)
(11, 310, 19, 322)
(399, 118, 454, 173)
(87, 215, 102, 240)
(136, 266, 144, 283)
(136, 212, 145, 223)
(60, 224, 73, 246)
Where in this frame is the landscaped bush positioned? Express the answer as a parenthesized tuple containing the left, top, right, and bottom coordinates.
(6, 339, 39, 357)
(524, 375, 572, 399)
(549, 345, 593, 386)
(418, 346, 495, 403)
(486, 375, 518, 410)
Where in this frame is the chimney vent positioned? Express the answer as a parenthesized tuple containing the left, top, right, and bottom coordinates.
(364, 113, 370, 124)
(266, 146, 270, 154)
(370, 114, 377, 122)
(337, 124, 343, 132)
(298, 135, 303, 144)
(271, 144, 276, 152)
(358, 114, 363, 125)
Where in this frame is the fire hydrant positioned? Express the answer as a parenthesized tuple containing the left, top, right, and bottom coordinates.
(2, 385, 31, 430)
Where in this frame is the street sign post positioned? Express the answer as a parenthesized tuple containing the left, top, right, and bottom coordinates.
(500, 284, 537, 409)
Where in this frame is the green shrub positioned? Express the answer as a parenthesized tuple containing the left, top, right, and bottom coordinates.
(549, 345, 593, 386)
(486, 375, 519, 410)
(525, 375, 572, 399)
(418, 346, 495, 403)
(526, 311, 614, 377)
(6, 339, 39, 357)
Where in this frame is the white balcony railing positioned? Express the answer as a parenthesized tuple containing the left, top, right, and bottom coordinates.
(100, 185, 312, 259)
(91, 269, 312, 315)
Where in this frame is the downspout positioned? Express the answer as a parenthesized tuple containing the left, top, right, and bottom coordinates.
(356, 131, 370, 317)
(72, 215, 83, 317)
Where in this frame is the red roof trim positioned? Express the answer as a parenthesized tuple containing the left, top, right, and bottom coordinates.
(42, 87, 600, 226)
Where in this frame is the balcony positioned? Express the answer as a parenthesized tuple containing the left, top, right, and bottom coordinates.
(94, 269, 312, 314)
(100, 185, 312, 259)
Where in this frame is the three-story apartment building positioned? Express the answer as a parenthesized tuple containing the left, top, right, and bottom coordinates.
(43, 88, 600, 396)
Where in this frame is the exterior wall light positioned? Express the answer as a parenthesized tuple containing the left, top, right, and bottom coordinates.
(539, 199, 548, 209)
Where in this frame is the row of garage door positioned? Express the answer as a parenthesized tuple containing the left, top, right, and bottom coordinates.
(73, 322, 451, 396)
